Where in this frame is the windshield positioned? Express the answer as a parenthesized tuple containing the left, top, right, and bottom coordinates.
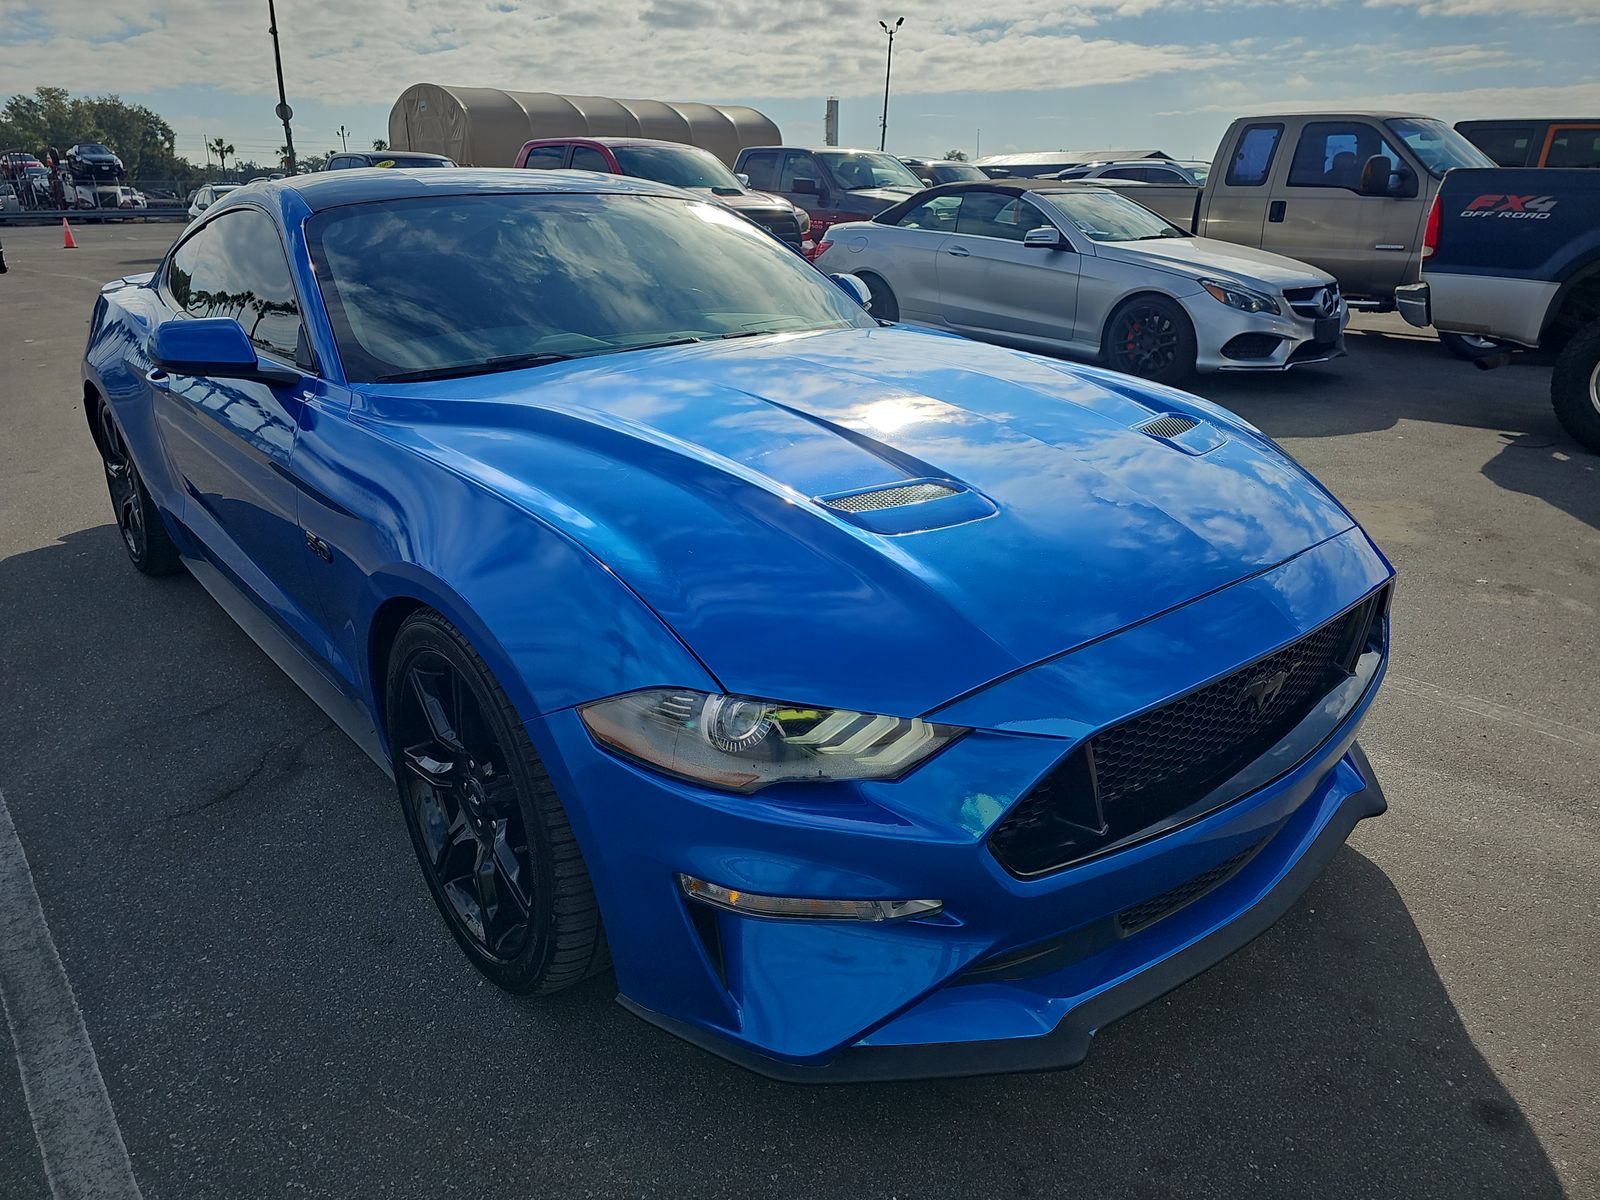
(82, 144, 113, 155)
(612, 144, 743, 194)
(1184, 162, 1210, 184)
(382, 155, 454, 168)
(933, 163, 986, 182)
(1385, 118, 1494, 177)
(817, 151, 923, 192)
(1033, 189, 1186, 241)
(307, 192, 872, 383)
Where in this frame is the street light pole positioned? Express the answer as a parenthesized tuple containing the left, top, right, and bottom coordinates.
(878, 16, 903, 152)
(267, 0, 297, 174)
(337, 125, 350, 152)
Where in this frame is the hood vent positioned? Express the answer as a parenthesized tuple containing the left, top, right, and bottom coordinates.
(822, 481, 961, 514)
(1136, 414, 1199, 440)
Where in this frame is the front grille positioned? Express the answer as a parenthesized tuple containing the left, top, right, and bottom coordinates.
(752, 211, 803, 246)
(1116, 841, 1261, 935)
(989, 587, 1387, 878)
(1284, 283, 1342, 319)
(1136, 414, 1199, 439)
(822, 482, 960, 513)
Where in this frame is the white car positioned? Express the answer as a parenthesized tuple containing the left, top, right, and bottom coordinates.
(187, 183, 239, 218)
(814, 181, 1347, 383)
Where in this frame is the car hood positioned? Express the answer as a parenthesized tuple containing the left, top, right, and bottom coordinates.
(704, 189, 790, 213)
(844, 186, 920, 208)
(1096, 236, 1332, 289)
(371, 327, 1356, 715)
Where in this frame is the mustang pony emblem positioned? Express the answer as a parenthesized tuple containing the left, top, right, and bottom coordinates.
(1241, 666, 1295, 713)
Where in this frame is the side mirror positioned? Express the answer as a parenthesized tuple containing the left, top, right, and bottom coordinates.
(1358, 155, 1409, 197)
(828, 273, 873, 310)
(735, 172, 751, 187)
(791, 177, 822, 197)
(149, 318, 298, 385)
(1023, 226, 1064, 250)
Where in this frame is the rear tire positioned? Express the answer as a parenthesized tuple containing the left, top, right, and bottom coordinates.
(1103, 295, 1197, 385)
(858, 272, 900, 322)
(1551, 321, 1600, 454)
(386, 609, 608, 994)
(94, 400, 182, 576)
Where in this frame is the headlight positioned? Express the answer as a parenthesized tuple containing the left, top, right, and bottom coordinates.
(579, 688, 964, 793)
(1200, 279, 1281, 315)
(795, 207, 811, 234)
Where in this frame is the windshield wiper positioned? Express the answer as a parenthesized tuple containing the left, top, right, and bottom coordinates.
(375, 351, 576, 383)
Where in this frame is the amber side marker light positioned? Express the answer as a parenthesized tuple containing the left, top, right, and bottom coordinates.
(678, 874, 942, 922)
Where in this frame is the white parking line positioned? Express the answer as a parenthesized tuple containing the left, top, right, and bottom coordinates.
(0, 789, 143, 1200)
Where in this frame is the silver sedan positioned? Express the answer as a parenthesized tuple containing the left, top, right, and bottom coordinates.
(814, 182, 1347, 384)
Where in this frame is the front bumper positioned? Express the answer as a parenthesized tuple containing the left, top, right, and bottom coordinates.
(535, 528, 1393, 1082)
(1191, 295, 1349, 373)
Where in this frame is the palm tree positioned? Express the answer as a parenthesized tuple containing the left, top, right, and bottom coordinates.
(371, 138, 388, 152)
(207, 137, 235, 176)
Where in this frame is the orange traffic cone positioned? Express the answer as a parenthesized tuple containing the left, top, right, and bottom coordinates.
(62, 218, 77, 249)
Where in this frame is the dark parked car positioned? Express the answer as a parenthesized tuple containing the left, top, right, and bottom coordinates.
(1455, 119, 1600, 168)
(734, 146, 924, 250)
(899, 157, 988, 186)
(66, 143, 126, 181)
(325, 151, 456, 170)
(514, 137, 810, 250)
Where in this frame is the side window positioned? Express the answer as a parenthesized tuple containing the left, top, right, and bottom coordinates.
(521, 145, 567, 170)
(1141, 166, 1186, 183)
(569, 146, 612, 173)
(326, 156, 347, 170)
(1099, 167, 1145, 181)
(1545, 127, 1600, 169)
(1462, 126, 1534, 167)
(1225, 124, 1282, 187)
(954, 191, 1049, 242)
(166, 208, 304, 364)
(1288, 122, 1405, 191)
(740, 151, 780, 191)
(777, 152, 819, 192)
(893, 194, 961, 231)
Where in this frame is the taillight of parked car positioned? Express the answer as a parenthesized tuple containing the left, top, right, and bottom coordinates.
(1422, 193, 1441, 260)
(807, 234, 832, 263)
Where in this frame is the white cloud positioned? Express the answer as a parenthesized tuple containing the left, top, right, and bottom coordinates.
(1366, 0, 1598, 18)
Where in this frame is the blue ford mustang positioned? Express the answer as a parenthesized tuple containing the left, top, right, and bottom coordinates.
(82, 169, 1393, 1081)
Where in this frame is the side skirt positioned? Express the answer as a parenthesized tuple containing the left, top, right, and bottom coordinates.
(182, 553, 393, 779)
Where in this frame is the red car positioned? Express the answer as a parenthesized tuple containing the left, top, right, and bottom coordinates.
(513, 137, 810, 251)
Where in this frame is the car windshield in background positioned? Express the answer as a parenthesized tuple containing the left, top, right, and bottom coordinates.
(1034, 189, 1186, 242)
(611, 145, 743, 194)
(307, 192, 872, 383)
(83, 144, 113, 155)
(1385, 118, 1494, 177)
(818, 151, 924, 192)
(934, 164, 986, 182)
(384, 155, 454, 168)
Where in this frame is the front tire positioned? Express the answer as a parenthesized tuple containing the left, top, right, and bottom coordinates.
(95, 401, 182, 576)
(1551, 321, 1600, 454)
(386, 609, 607, 994)
(857, 272, 900, 322)
(1103, 295, 1197, 384)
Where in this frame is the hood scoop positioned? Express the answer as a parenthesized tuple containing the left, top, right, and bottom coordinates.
(816, 478, 996, 535)
(1135, 412, 1227, 456)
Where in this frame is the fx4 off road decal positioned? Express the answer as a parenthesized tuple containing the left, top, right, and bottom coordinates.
(1461, 194, 1558, 220)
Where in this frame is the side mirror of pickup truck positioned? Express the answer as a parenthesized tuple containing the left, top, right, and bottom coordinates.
(791, 177, 822, 197)
(1359, 155, 1417, 199)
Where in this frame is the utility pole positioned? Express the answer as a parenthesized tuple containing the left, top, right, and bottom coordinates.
(337, 124, 350, 152)
(267, 0, 297, 174)
(877, 17, 903, 152)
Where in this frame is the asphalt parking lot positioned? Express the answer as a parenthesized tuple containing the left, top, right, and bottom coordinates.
(1, 221, 1596, 1200)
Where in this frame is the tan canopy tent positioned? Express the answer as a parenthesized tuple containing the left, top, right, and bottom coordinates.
(389, 84, 782, 167)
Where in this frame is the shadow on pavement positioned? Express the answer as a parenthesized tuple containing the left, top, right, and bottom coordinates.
(0, 527, 1568, 1198)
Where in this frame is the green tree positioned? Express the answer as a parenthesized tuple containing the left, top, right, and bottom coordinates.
(371, 138, 388, 151)
(943, 149, 969, 161)
(207, 137, 235, 175)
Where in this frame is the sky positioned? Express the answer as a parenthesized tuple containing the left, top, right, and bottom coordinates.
(1, 0, 1596, 167)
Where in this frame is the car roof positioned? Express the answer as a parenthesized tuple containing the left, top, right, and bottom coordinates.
(901, 179, 1113, 196)
(524, 137, 701, 150)
(348, 150, 453, 159)
(245, 167, 693, 214)
(739, 146, 884, 154)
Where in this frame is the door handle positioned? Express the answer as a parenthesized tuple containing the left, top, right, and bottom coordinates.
(946, 246, 971, 257)
(144, 367, 171, 389)
(1268, 200, 1286, 223)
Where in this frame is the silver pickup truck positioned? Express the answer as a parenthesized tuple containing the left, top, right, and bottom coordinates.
(1055, 112, 1497, 309)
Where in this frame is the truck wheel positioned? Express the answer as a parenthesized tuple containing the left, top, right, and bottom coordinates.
(1439, 331, 1505, 361)
(1551, 321, 1600, 454)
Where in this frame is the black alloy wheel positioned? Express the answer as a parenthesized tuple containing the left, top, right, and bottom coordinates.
(96, 401, 181, 575)
(860, 273, 900, 322)
(1105, 296, 1197, 385)
(387, 610, 606, 993)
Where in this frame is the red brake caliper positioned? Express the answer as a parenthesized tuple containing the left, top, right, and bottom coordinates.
(1125, 319, 1142, 355)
